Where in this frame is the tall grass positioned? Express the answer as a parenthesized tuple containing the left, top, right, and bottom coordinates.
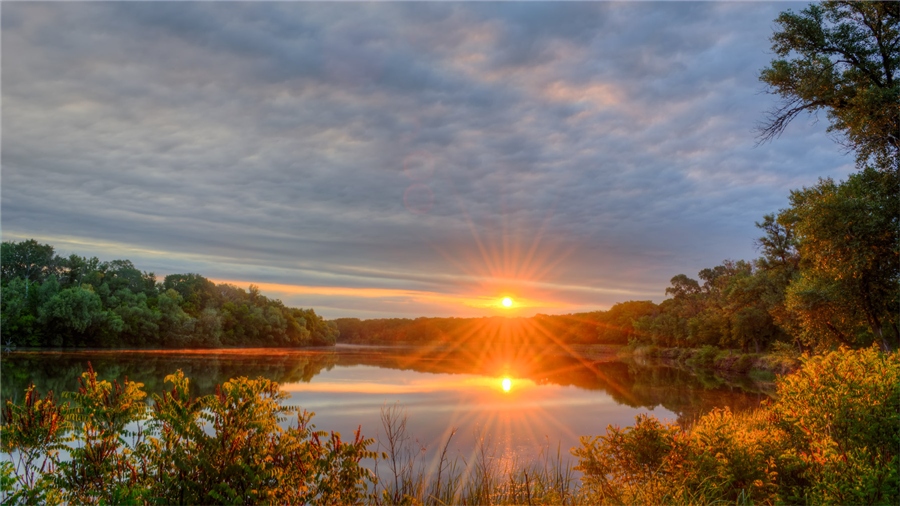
(375, 404, 579, 505)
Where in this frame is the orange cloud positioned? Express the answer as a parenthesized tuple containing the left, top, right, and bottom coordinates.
(209, 278, 571, 316)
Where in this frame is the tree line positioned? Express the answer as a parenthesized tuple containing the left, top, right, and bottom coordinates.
(0, 240, 338, 349)
(329, 303, 674, 349)
(630, 169, 897, 353)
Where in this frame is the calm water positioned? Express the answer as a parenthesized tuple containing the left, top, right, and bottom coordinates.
(1, 345, 770, 467)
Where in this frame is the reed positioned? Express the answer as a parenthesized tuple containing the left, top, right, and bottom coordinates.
(375, 405, 581, 505)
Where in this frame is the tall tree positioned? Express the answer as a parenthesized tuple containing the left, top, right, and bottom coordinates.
(0, 240, 57, 297)
(781, 168, 899, 350)
(758, 1, 899, 169)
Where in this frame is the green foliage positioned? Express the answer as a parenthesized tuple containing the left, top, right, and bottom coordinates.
(575, 347, 900, 505)
(686, 345, 721, 368)
(0, 240, 57, 289)
(780, 168, 899, 351)
(1, 366, 379, 505)
(633, 261, 789, 352)
(1, 278, 44, 347)
(0, 239, 334, 349)
(596, 301, 658, 344)
(632, 166, 897, 356)
(585, 409, 775, 506)
(144, 370, 378, 504)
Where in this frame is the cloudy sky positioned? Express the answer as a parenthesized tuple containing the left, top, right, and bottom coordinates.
(2, 1, 853, 319)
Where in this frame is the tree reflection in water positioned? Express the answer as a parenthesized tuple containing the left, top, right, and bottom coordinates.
(3, 341, 770, 429)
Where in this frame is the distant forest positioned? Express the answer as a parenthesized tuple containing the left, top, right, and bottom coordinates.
(0, 240, 338, 348)
(334, 311, 636, 348)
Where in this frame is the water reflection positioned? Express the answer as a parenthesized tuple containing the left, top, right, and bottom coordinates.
(0, 349, 338, 401)
(328, 345, 771, 427)
(1, 345, 773, 469)
(2, 344, 771, 428)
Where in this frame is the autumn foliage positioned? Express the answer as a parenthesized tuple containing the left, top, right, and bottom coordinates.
(1, 365, 378, 505)
(574, 347, 899, 505)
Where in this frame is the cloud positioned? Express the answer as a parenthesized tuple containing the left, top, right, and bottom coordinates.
(1, 2, 854, 318)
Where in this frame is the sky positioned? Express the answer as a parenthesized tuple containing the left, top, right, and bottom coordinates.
(1, 1, 855, 319)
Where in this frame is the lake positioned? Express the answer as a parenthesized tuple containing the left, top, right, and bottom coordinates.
(1, 344, 771, 471)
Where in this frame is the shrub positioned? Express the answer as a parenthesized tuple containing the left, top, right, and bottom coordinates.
(574, 413, 683, 504)
(0, 386, 70, 504)
(770, 346, 900, 504)
(687, 345, 720, 368)
(1, 366, 379, 505)
(575, 347, 899, 505)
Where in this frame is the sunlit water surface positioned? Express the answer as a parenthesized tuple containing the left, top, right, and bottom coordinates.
(1, 345, 770, 469)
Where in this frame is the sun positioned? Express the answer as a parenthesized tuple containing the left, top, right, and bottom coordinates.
(501, 377, 512, 392)
(501, 297, 513, 308)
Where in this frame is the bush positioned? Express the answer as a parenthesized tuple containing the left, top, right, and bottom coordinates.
(1, 366, 379, 505)
(770, 346, 900, 504)
(574, 408, 786, 505)
(575, 347, 900, 505)
(687, 345, 720, 368)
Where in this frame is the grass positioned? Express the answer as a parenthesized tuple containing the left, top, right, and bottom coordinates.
(374, 404, 580, 505)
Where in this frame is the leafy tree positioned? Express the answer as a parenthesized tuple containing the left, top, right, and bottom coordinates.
(103, 259, 157, 298)
(56, 254, 106, 291)
(755, 214, 800, 272)
(163, 273, 216, 317)
(0, 240, 57, 298)
(665, 274, 701, 301)
(780, 168, 899, 350)
(0, 239, 336, 349)
(156, 289, 195, 347)
(1, 279, 44, 347)
(759, 0, 900, 169)
(195, 307, 224, 347)
(754, 214, 806, 350)
(38, 285, 122, 348)
(108, 289, 161, 347)
(596, 301, 658, 344)
(633, 302, 684, 347)
(723, 266, 786, 353)
(296, 308, 339, 346)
